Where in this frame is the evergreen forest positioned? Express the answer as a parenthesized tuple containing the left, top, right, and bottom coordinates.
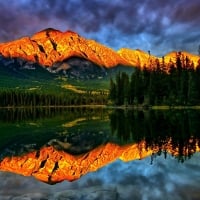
(109, 52, 200, 106)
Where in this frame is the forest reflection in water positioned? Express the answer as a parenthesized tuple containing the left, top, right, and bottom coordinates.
(0, 107, 200, 161)
(110, 109, 200, 162)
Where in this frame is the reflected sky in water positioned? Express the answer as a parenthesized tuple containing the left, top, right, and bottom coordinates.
(1, 153, 200, 199)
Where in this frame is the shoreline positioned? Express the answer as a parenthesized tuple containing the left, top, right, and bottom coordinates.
(0, 104, 200, 110)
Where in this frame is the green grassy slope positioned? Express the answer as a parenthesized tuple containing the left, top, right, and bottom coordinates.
(0, 64, 135, 93)
(0, 65, 65, 93)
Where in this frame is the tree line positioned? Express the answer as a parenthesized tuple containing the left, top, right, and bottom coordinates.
(109, 52, 200, 106)
(0, 90, 108, 107)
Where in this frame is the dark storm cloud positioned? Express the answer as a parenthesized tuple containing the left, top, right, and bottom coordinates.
(0, 0, 199, 55)
(172, 0, 200, 24)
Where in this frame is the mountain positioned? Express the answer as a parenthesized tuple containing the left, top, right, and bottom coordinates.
(0, 28, 199, 70)
(0, 28, 129, 68)
(0, 28, 199, 86)
(118, 48, 158, 68)
(0, 28, 136, 82)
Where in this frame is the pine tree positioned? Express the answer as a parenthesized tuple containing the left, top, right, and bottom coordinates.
(109, 77, 117, 105)
(121, 72, 130, 105)
(129, 72, 135, 105)
(134, 68, 144, 104)
(188, 70, 199, 105)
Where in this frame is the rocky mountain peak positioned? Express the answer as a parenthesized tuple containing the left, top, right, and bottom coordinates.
(0, 28, 129, 68)
(0, 28, 199, 70)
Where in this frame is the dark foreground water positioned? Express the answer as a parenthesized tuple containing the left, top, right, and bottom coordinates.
(0, 107, 200, 200)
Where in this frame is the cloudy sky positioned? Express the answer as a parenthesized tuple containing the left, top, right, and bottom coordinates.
(0, 0, 199, 56)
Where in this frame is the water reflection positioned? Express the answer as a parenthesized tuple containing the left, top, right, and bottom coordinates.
(0, 107, 111, 158)
(1, 153, 200, 199)
(0, 108, 200, 185)
(110, 109, 200, 162)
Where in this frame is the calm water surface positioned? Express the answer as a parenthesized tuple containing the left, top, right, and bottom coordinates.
(0, 107, 200, 200)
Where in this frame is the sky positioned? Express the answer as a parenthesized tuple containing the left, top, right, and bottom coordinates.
(0, 0, 200, 56)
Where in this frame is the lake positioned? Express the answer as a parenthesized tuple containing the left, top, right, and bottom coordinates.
(0, 107, 200, 200)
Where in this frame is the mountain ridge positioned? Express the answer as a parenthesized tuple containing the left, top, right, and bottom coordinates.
(0, 28, 129, 68)
(0, 28, 199, 70)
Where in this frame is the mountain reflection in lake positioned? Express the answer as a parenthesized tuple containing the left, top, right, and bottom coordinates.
(0, 108, 200, 199)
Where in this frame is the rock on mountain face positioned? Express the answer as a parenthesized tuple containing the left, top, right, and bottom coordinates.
(50, 56, 108, 79)
(0, 54, 108, 79)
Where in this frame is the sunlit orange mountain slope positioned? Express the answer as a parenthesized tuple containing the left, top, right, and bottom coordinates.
(0, 28, 199, 69)
(118, 48, 158, 68)
(0, 28, 129, 68)
(0, 139, 199, 184)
